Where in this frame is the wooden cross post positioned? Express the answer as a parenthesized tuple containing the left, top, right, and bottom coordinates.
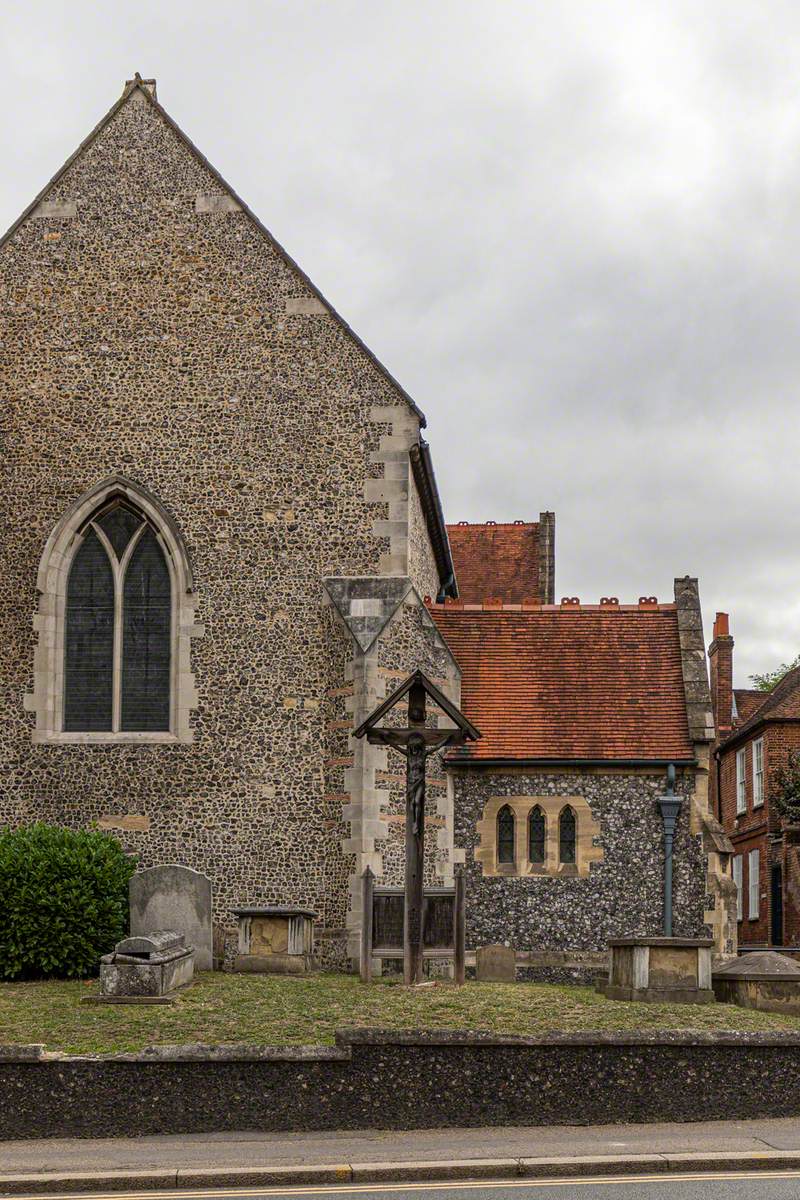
(404, 679, 427, 985)
(352, 670, 481, 987)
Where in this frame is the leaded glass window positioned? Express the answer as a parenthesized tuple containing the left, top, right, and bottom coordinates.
(528, 806, 546, 864)
(497, 805, 515, 864)
(559, 805, 576, 865)
(63, 501, 172, 732)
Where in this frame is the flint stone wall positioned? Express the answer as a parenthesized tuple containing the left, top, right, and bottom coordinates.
(453, 769, 706, 958)
(0, 83, 443, 962)
(4, 1031, 800, 1139)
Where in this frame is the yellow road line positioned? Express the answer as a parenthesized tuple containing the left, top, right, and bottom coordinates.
(12, 1170, 800, 1200)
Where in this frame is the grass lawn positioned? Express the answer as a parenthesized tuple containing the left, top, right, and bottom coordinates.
(2, 972, 800, 1055)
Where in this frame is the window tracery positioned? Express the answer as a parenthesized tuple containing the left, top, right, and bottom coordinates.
(28, 476, 200, 743)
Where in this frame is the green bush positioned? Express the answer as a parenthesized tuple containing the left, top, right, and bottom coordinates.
(0, 823, 136, 980)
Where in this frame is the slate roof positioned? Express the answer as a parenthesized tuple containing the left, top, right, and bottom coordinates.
(429, 601, 694, 762)
(447, 521, 541, 605)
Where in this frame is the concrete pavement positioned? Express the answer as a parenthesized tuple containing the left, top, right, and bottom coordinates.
(5, 1118, 800, 1194)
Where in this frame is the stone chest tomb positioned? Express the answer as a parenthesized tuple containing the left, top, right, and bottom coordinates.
(233, 906, 316, 974)
(599, 936, 714, 1004)
(98, 930, 194, 1000)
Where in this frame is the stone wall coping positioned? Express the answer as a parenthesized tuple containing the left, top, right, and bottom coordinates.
(607, 937, 714, 948)
(8, 1027, 800, 1063)
(231, 907, 317, 919)
(0, 1042, 349, 1063)
(0, 1045, 45, 1061)
(335, 1028, 800, 1048)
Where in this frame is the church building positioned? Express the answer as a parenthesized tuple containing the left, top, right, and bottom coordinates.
(0, 77, 735, 970)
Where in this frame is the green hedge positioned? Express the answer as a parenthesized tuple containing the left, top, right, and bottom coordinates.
(0, 823, 136, 980)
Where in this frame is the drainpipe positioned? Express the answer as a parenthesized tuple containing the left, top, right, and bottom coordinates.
(657, 763, 683, 936)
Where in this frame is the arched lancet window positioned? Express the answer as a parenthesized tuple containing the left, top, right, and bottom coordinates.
(528, 806, 546, 864)
(497, 805, 515, 864)
(559, 805, 577, 865)
(64, 500, 172, 732)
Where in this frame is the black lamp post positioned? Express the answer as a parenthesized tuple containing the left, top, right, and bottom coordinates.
(657, 763, 682, 937)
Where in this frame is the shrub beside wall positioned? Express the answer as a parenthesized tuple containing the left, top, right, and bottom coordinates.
(0, 823, 136, 980)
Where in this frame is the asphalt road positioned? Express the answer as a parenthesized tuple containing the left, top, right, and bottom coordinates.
(23, 1177, 800, 1200)
(228, 1180, 800, 1199)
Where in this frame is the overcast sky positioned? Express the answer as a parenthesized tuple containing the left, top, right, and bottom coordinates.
(3, 1, 800, 684)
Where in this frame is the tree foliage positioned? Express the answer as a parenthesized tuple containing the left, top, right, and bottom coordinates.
(0, 823, 136, 980)
(749, 655, 800, 692)
(769, 751, 800, 825)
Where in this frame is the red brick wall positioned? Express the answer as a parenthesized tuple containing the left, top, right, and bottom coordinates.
(719, 722, 800, 946)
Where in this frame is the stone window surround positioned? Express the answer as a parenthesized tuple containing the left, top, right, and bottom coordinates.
(27, 475, 201, 744)
(475, 794, 603, 878)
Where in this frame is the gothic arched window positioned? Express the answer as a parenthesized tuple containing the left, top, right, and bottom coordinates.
(528, 806, 546, 864)
(559, 805, 577, 865)
(497, 805, 515, 864)
(64, 500, 172, 733)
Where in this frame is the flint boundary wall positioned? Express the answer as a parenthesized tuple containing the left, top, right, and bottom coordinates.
(4, 1030, 800, 1139)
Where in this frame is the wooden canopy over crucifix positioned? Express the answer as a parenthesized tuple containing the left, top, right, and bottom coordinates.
(353, 669, 480, 985)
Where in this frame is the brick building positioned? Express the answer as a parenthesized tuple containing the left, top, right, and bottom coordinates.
(0, 77, 735, 969)
(711, 613, 800, 948)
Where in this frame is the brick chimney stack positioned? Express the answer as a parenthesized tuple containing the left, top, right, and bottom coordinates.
(709, 612, 734, 738)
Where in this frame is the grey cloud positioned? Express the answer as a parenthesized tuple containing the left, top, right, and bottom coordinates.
(3, 0, 800, 682)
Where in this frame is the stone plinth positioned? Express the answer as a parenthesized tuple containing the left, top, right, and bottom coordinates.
(98, 930, 194, 1002)
(597, 937, 714, 1004)
(233, 907, 316, 974)
(713, 951, 800, 1016)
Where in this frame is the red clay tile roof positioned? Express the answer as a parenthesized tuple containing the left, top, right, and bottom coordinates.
(447, 521, 541, 604)
(429, 602, 693, 762)
(724, 669, 800, 748)
(733, 688, 768, 725)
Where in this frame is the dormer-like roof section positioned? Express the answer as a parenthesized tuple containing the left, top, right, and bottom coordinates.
(429, 596, 695, 763)
(447, 515, 555, 605)
(723, 667, 800, 751)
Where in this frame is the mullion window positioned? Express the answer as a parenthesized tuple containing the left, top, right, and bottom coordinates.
(121, 527, 171, 731)
(528, 806, 546, 864)
(559, 806, 576, 864)
(63, 505, 171, 733)
(64, 528, 115, 731)
(497, 805, 515, 864)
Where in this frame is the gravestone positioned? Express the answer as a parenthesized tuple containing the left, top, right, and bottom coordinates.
(130, 865, 213, 970)
(476, 943, 516, 982)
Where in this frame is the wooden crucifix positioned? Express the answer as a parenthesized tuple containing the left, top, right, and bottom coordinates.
(354, 669, 480, 985)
